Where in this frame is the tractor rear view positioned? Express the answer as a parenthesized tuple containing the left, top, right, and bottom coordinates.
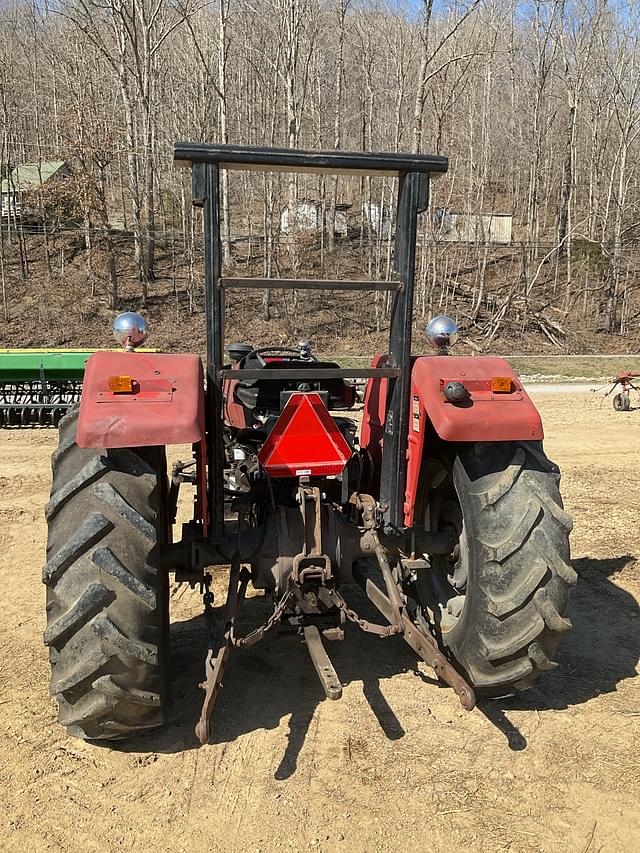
(43, 144, 574, 744)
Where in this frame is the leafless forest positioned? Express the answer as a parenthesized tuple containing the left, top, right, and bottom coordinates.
(1, 0, 639, 353)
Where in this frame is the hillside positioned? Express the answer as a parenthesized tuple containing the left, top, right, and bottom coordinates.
(1, 233, 638, 358)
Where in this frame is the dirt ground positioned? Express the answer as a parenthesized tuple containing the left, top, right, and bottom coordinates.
(1, 393, 639, 853)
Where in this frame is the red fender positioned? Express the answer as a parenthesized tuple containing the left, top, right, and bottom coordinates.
(77, 350, 206, 448)
(404, 355, 543, 525)
(361, 355, 543, 527)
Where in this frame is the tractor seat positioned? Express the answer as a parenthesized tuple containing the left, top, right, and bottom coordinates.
(229, 345, 356, 413)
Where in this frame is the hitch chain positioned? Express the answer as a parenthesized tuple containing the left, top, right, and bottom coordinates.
(324, 588, 400, 637)
(235, 585, 295, 647)
(201, 574, 216, 649)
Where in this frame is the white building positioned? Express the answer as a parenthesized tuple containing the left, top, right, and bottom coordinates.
(435, 209, 512, 244)
(362, 202, 392, 236)
(280, 201, 350, 237)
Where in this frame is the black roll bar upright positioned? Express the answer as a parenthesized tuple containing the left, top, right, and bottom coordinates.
(379, 171, 430, 531)
(191, 163, 226, 538)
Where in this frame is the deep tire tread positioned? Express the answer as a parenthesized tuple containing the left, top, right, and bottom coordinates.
(469, 447, 525, 507)
(93, 482, 156, 540)
(480, 615, 544, 662)
(91, 547, 157, 609)
(57, 693, 117, 729)
(92, 613, 159, 664)
(92, 675, 161, 707)
(44, 583, 114, 647)
(489, 502, 541, 562)
(441, 440, 573, 692)
(44, 407, 168, 741)
(470, 657, 534, 688)
(45, 456, 110, 521)
(484, 557, 548, 618)
(533, 588, 572, 632)
(42, 513, 113, 584)
(50, 649, 109, 695)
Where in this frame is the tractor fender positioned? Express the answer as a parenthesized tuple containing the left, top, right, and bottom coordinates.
(77, 350, 205, 448)
(404, 355, 543, 526)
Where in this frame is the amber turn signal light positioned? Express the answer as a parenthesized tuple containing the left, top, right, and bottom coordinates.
(108, 374, 134, 393)
(491, 376, 512, 393)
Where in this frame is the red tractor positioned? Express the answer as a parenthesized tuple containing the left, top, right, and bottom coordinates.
(43, 144, 574, 744)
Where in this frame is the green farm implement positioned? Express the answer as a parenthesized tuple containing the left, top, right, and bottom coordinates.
(0, 349, 90, 426)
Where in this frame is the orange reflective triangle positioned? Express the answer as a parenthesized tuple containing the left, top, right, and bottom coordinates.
(258, 392, 352, 478)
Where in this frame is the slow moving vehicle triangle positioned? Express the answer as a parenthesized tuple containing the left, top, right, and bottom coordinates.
(258, 392, 352, 477)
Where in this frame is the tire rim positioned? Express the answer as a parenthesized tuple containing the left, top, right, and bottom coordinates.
(416, 460, 468, 634)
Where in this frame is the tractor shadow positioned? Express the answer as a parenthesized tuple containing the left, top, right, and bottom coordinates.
(116, 555, 639, 767)
(115, 583, 434, 768)
(479, 554, 640, 748)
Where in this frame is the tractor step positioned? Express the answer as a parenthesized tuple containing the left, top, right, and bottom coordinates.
(303, 625, 343, 700)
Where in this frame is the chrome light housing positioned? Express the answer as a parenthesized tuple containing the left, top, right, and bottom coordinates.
(425, 315, 459, 354)
(113, 312, 148, 350)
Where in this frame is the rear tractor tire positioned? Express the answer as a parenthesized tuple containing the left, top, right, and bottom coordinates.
(43, 407, 170, 740)
(414, 441, 575, 695)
